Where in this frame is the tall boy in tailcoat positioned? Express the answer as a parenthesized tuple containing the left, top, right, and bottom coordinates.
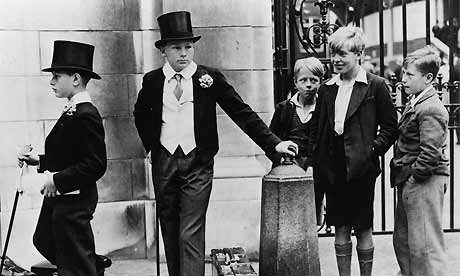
(17, 40, 107, 276)
(134, 11, 297, 276)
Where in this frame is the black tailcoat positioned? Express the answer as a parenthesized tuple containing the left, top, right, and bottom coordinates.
(133, 65, 281, 160)
(34, 102, 107, 276)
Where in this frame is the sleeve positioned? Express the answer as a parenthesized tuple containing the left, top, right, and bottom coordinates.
(411, 106, 448, 182)
(213, 70, 282, 153)
(373, 79, 399, 155)
(53, 113, 107, 194)
(133, 75, 153, 153)
(267, 104, 284, 166)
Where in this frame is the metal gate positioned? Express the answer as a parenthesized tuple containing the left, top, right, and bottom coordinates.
(273, 0, 460, 235)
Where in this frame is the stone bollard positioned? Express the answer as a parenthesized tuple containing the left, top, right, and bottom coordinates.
(259, 156, 320, 276)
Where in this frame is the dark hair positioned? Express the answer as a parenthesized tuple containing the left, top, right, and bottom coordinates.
(403, 46, 441, 79)
(55, 69, 91, 85)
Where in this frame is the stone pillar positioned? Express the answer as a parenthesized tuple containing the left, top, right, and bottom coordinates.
(260, 162, 320, 276)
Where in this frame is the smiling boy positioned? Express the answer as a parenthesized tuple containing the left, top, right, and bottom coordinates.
(311, 26, 398, 276)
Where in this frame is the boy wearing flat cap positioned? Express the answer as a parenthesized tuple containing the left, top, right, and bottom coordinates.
(134, 11, 297, 276)
(18, 40, 107, 276)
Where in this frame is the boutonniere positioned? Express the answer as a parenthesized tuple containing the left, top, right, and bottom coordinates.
(63, 104, 77, 116)
(198, 73, 213, 88)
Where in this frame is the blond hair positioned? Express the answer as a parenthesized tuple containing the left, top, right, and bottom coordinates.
(293, 57, 325, 80)
(329, 26, 366, 54)
(403, 46, 441, 78)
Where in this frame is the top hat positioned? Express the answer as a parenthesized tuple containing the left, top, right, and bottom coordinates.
(155, 11, 201, 49)
(42, 40, 101, 80)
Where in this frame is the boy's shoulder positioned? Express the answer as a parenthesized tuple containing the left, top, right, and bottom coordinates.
(143, 68, 163, 80)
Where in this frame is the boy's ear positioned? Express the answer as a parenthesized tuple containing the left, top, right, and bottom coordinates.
(425, 72, 435, 83)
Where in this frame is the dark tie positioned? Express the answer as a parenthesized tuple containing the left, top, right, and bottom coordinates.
(173, 74, 183, 100)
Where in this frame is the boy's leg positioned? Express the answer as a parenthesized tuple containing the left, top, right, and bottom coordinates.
(403, 175, 448, 276)
(152, 146, 182, 276)
(52, 194, 98, 276)
(356, 227, 374, 276)
(178, 151, 213, 276)
(393, 186, 410, 275)
(335, 225, 352, 276)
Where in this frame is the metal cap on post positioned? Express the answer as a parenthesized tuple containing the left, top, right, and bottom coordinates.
(259, 154, 320, 276)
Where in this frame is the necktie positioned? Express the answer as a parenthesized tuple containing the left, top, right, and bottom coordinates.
(173, 74, 183, 100)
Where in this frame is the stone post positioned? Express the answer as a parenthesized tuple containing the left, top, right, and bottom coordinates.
(260, 160, 320, 276)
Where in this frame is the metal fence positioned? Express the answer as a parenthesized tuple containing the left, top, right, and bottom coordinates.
(273, 0, 460, 236)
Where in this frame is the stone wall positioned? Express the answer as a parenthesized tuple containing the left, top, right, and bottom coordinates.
(0, 0, 274, 267)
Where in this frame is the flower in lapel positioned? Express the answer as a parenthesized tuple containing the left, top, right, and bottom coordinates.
(63, 103, 76, 116)
(198, 73, 213, 88)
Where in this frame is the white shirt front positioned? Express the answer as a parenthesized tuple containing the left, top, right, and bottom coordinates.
(326, 67, 368, 135)
(159, 62, 197, 155)
(290, 92, 316, 123)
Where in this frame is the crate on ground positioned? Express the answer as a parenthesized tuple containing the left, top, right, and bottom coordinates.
(210, 247, 257, 276)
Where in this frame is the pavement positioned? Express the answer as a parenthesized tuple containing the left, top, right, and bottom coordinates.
(106, 233, 460, 276)
(105, 141, 460, 276)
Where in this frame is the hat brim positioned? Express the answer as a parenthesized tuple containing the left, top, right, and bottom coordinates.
(155, 36, 201, 49)
(42, 66, 101, 80)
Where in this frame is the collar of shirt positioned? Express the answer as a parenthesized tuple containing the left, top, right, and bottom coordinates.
(162, 61, 198, 82)
(410, 84, 433, 108)
(290, 92, 316, 123)
(325, 66, 368, 86)
(65, 90, 92, 109)
(290, 92, 316, 109)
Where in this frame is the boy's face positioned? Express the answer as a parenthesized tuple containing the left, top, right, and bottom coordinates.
(294, 68, 321, 102)
(331, 47, 361, 75)
(49, 72, 75, 99)
(162, 40, 195, 72)
(401, 63, 432, 95)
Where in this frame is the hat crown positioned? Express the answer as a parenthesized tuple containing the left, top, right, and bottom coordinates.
(155, 11, 201, 48)
(43, 40, 101, 79)
(158, 11, 193, 39)
(51, 40, 94, 70)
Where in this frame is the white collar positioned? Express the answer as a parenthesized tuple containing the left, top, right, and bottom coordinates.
(326, 66, 368, 86)
(410, 85, 433, 108)
(290, 92, 316, 109)
(163, 61, 198, 81)
(68, 91, 92, 106)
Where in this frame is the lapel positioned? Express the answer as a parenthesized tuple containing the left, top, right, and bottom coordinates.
(324, 85, 338, 129)
(344, 81, 369, 121)
(398, 87, 437, 128)
(192, 68, 204, 129)
(47, 112, 69, 138)
(152, 71, 165, 119)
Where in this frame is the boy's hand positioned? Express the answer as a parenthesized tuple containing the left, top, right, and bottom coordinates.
(275, 141, 298, 156)
(17, 145, 39, 167)
(40, 171, 57, 197)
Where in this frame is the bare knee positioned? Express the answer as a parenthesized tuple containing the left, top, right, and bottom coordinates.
(355, 227, 373, 249)
(335, 225, 352, 245)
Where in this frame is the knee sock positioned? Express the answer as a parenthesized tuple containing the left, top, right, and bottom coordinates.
(357, 246, 374, 276)
(335, 241, 352, 276)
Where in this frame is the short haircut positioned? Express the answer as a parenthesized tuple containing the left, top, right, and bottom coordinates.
(293, 57, 325, 80)
(329, 26, 366, 54)
(55, 69, 91, 85)
(403, 46, 441, 78)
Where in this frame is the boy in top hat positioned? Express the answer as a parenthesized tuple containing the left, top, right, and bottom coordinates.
(134, 11, 298, 276)
(17, 40, 107, 276)
(310, 26, 398, 276)
(391, 46, 449, 276)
